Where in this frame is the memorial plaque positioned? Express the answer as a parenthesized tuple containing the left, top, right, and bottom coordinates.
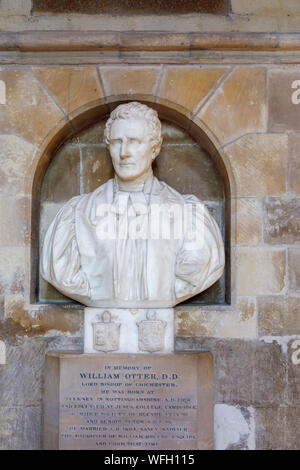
(44, 352, 213, 450)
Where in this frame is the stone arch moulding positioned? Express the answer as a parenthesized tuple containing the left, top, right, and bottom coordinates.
(28, 95, 235, 308)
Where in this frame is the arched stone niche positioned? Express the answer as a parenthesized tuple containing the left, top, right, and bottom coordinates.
(33, 102, 231, 307)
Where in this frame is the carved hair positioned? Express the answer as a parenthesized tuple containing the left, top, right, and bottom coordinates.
(104, 102, 163, 157)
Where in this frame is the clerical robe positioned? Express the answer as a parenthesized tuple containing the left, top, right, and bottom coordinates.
(40, 177, 225, 308)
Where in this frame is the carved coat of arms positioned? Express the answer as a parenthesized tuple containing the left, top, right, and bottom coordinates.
(137, 311, 167, 353)
(92, 311, 120, 352)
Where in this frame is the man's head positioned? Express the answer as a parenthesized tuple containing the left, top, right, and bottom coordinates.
(104, 102, 163, 182)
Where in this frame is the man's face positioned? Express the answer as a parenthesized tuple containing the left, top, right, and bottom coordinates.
(108, 117, 155, 182)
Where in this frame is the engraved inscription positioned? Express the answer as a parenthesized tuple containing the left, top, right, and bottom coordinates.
(56, 354, 212, 450)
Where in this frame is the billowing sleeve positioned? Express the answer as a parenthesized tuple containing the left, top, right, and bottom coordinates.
(40, 196, 90, 301)
(174, 194, 225, 303)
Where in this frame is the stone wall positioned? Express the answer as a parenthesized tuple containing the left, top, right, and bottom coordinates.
(0, 60, 298, 450)
(2, 0, 300, 32)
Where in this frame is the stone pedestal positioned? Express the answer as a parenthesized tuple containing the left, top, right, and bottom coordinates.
(44, 351, 214, 450)
(84, 308, 174, 354)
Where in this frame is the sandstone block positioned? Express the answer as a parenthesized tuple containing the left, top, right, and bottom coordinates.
(70, 120, 105, 145)
(157, 67, 229, 116)
(0, 69, 65, 145)
(225, 134, 287, 197)
(0, 338, 47, 406)
(289, 134, 300, 195)
(100, 66, 160, 101)
(197, 67, 267, 146)
(235, 198, 262, 245)
(33, 66, 104, 116)
(287, 339, 300, 405)
(288, 247, 300, 292)
(254, 341, 286, 406)
(254, 406, 285, 450)
(0, 196, 29, 245)
(263, 197, 300, 245)
(41, 144, 81, 203)
(0, 135, 36, 196)
(257, 296, 300, 336)
(214, 339, 255, 405)
(284, 406, 300, 449)
(156, 143, 224, 202)
(175, 297, 256, 339)
(81, 145, 113, 194)
(4, 295, 83, 337)
(269, 69, 300, 132)
(236, 247, 286, 295)
(0, 246, 27, 295)
(0, 406, 41, 450)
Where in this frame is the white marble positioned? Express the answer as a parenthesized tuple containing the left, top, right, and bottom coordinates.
(0, 340, 6, 364)
(41, 102, 225, 309)
(84, 308, 174, 354)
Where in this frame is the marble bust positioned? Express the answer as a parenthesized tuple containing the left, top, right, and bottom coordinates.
(41, 102, 225, 308)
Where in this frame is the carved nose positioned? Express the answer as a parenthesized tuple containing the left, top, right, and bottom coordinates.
(120, 139, 130, 159)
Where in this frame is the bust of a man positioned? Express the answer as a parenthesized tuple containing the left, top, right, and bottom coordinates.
(41, 102, 224, 308)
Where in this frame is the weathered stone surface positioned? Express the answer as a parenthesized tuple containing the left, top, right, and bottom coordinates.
(288, 247, 300, 292)
(81, 145, 114, 194)
(197, 67, 267, 146)
(0, 0, 32, 15)
(0, 338, 47, 406)
(289, 134, 300, 195)
(0, 247, 27, 295)
(156, 143, 224, 201)
(255, 406, 285, 450)
(41, 145, 81, 203)
(175, 297, 256, 339)
(4, 295, 83, 337)
(100, 66, 160, 101)
(254, 341, 286, 406)
(214, 404, 255, 450)
(268, 69, 300, 132)
(215, 339, 255, 405)
(0, 406, 42, 450)
(236, 247, 286, 295)
(235, 198, 262, 246)
(284, 406, 300, 449)
(0, 135, 36, 196)
(0, 296, 4, 321)
(0, 197, 29, 245)
(258, 296, 300, 336)
(263, 197, 300, 245)
(176, 337, 256, 405)
(32, 0, 230, 15)
(0, 69, 65, 145)
(287, 339, 300, 405)
(70, 120, 105, 145)
(158, 67, 229, 115)
(33, 66, 103, 115)
(161, 121, 195, 145)
(225, 134, 287, 197)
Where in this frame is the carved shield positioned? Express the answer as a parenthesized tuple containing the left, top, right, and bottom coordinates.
(138, 319, 166, 353)
(92, 321, 120, 352)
